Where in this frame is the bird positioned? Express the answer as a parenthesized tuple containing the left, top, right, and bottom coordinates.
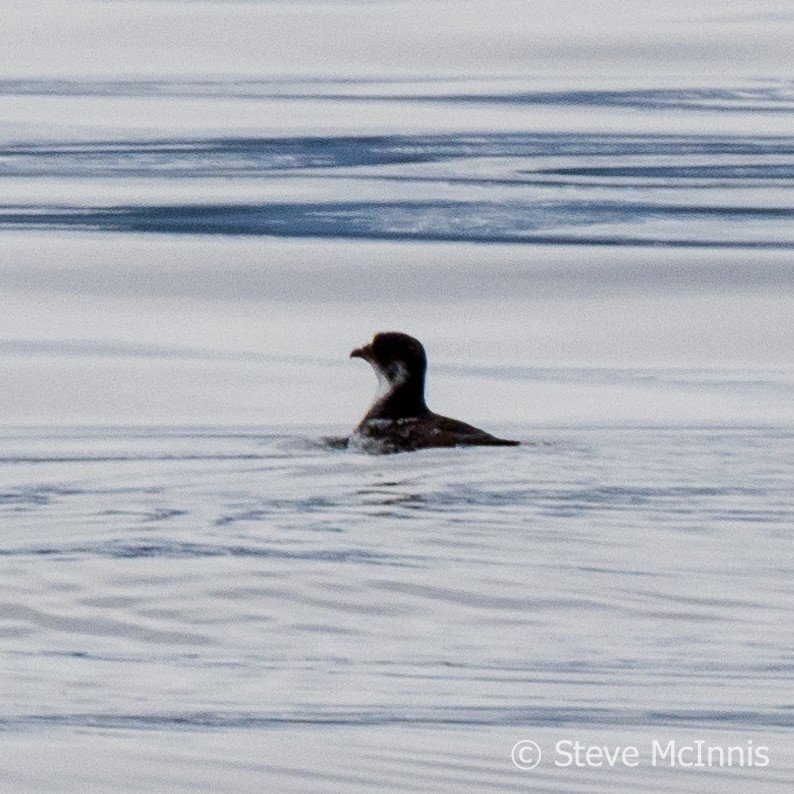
(347, 332, 519, 453)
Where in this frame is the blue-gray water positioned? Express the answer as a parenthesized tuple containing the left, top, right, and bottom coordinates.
(1, 425, 793, 791)
(2, 1, 794, 790)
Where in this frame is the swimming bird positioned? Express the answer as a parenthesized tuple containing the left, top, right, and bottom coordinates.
(348, 332, 519, 453)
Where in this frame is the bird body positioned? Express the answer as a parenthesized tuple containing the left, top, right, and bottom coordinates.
(349, 332, 518, 453)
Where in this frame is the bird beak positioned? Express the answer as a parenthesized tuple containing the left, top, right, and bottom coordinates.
(350, 344, 372, 361)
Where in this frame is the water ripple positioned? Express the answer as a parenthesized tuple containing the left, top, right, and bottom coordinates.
(1, 79, 793, 114)
(3, 705, 792, 731)
(1, 200, 792, 248)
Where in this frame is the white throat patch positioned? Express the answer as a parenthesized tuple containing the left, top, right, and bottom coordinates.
(373, 361, 408, 401)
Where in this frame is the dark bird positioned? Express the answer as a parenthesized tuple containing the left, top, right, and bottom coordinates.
(348, 332, 519, 453)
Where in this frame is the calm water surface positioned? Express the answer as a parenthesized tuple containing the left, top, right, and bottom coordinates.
(1, 425, 792, 790)
(1, 2, 794, 790)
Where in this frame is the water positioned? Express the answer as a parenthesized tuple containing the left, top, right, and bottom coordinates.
(2, 1, 794, 790)
(1, 426, 793, 790)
